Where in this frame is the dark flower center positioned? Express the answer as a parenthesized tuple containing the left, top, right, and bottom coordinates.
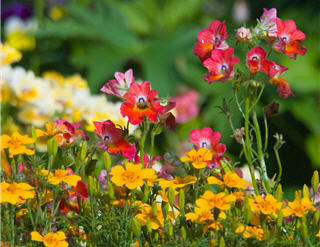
(251, 56, 259, 61)
(136, 97, 148, 109)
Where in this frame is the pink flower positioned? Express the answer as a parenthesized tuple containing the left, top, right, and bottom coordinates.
(272, 19, 307, 59)
(261, 60, 288, 78)
(120, 81, 165, 125)
(236, 27, 252, 42)
(171, 90, 199, 123)
(246, 46, 267, 73)
(100, 69, 134, 98)
(193, 20, 228, 62)
(188, 127, 227, 167)
(202, 48, 239, 83)
(269, 77, 294, 98)
(93, 120, 136, 160)
(54, 120, 86, 147)
(258, 8, 278, 38)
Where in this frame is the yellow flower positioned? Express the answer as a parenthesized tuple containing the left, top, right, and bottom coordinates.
(41, 169, 81, 187)
(135, 204, 175, 230)
(0, 43, 21, 65)
(316, 229, 320, 237)
(235, 224, 245, 233)
(231, 191, 245, 201)
(180, 148, 212, 169)
(110, 162, 156, 190)
(31, 231, 68, 247)
(157, 188, 178, 203)
(157, 175, 197, 189)
(243, 226, 264, 241)
(1, 132, 34, 157)
(186, 207, 214, 224)
(196, 191, 236, 211)
(36, 122, 59, 138)
(49, 6, 66, 20)
(249, 194, 283, 217)
(207, 171, 247, 189)
(0, 181, 35, 205)
(282, 197, 316, 217)
(6, 31, 36, 51)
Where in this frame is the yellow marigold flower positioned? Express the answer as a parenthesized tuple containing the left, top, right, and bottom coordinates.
(41, 169, 81, 187)
(205, 220, 223, 231)
(135, 204, 175, 230)
(1, 132, 34, 157)
(196, 191, 236, 211)
(243, 226, 264, 241)
(31, 231, 68, 247)
(180, 148, 212, 169)
(232, 191, 245, 201)
(282, 197, 316, 217)
(157, 175, 197, 189)
(316, 229, 320, 237)
(36, 122, 59, 138)
(207, 171, 247, 189)
(186, 207, 214, 224)
(157, 188, 178, 203)
(0, 181, 35, 205)
(0, 43, 22, 65)
(250, 194, 283, 217)
(235, 224, 245, 233)
(110, 162, 156, 190)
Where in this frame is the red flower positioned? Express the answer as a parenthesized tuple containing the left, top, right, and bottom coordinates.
(100, 69, 134, 98)
(202, 48, 239, 83)
(54, 120, 86, 147)
(171, 90, 199, 123)
(246, 46, 267, 73)
(193, 20, 228, 62)
(272, 19, 307, 59)
(188, 127, 227, 167)
(120, 81, 165, 125)
(261, 60, 288, 78)
(269, 77, 294, 98)
(94, 120, 136, 160)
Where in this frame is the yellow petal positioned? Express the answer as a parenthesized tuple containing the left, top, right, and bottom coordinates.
(31, 231, 44, 242)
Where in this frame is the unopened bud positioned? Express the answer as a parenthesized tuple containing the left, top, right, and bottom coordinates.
(103, 152, 111, 171)
(162, 202, 169, 220)
(131, 218, 141, 237)
(275, 184, 283, 201)
(181, 226, 186, 239)
(80, 141, 87, 161)
(314, 209, 320, 224)
(146, 217, 152, 233)
(178, 189, 185, 213)
(236, 27, 252, 42)
(219, 236, 225, 247)
(232, 127, 245, 144)
(302, 184, 309, 198)
(107, 182, 114, 200)
(168, 187, 175, 208)
(143, 185, 151, 202)
(311, 170, 319, 196)
(152, 201, 158, 217)
(168, 221, 173, 237)
(276, 209, 283, 228)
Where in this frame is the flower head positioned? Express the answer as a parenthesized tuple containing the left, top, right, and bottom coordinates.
(242, 226, 264, 241)
(54, 120, 86, 146)
(202, 48, 239, 83)
(269, 77, 294, 98)
(249, 194, 283, 217)
(207, 171, 247, 189)
(196, 191, 236, 211)
(188, 127, 226, 167)
(282, 197, 316, 217)
(272, 19, 307, 59)
(41, 169, 81, 187)
(120, 81, 165, 125)
(1, 131, 34, 157)
(100, 69, 134, 98)
(236, 27, 252, 42)
(246, 46, 267, 73)
(257, 8, 278, 38)
(171, 90, 199, 123)
(193, 20, 228, 62)
(31, 231, 68, 247)
(110, 162, 156, 190)
(180, 148, 213, 169)
(94, 120, 136, 160)
(0, 43, 22, 65)
(0, 181, 35, 205)
(157, 175, 197, 189)
(186, 207, 214, 224)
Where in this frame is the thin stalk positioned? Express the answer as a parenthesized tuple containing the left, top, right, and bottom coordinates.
(274, 148, 283, 186)
(148, 126, 155, 168)
(263, 113, 269, 152)
(249, 84, 265, 113)
(10, 205, 15, 246)
(252, 111, 271, 194)
(244, 96, 259, 195)
(26, 201, 35, 227)
(140, 122, 149, 167)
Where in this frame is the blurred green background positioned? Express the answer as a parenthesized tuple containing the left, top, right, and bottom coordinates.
(2, 0, 319, 196)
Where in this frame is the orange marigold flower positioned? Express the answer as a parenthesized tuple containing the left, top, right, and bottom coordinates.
(232, 191, 245, 201)
(282, 197, 316, 217)
(180, 148, 213, 169)
(31, 231, 68, 247)
(0, 181, 35, 205)
(1, 132, 34, 157)
(110, 162, 156, 190)
(186, 207, 214, 224)
(41, 169, 81, 187)
(250, 194, 283, 217)
(196, 191, 236, 211)
(243, 226, 264, 241)
(207, 171, 247, 189)
(316, 229, 320, 237)
(157, 175, 197, 189)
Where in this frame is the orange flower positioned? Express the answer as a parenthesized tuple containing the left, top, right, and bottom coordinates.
(243, 226, 264, 241)
(196, 191, 236, 210)
(207, 171, 247, 189)
(41, 169, 81, 187)
(36, 122, 60, 138)
(1, 132, 34, 157)
(316, 229, 320, 237)
(282, 197, 316, 217)
(31, 231, 68, 247)
(180, 148, 213, 169)
(186, 207, 214, 224)
(249, 194, 283, 217)
(0, 181, 35, 205)
(157, 175, 197, 189)
(110, 162, 156, 190)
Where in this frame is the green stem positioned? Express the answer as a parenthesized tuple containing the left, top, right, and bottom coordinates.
(252, 111, 271, 194)
(10, 205, 15, 246)
(140, 122, 149, 167)
(263, 113, 269, 152)
(149, 130, 155, 168)
(274, 148, 283, 186)
(244, 96, 259, 195)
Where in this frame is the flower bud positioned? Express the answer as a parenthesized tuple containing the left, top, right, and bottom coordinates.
(219, 236, 225, 247)
(178, 189, 185, 214)
(152, 201, 158, 217)
(302, 184, 309, 198)
(154, 232, 159, 241)
(168, 187, 175, 208)
(80, 141, 87, 161)
(236, 27, 252, 42)
(146, 217, 152, 233)
(162, 202, 169, 220)
(88, 176, 95, 196)
(311, 170, 319, 196)
(31, 126, 37, 143)
(103, 152, 111, 172)
(181, 226, 186, 239)
(275, 184, 283, 201)
(107, 181, 114, 200)
(143, 185, 150, 202)
(276, 209, 283, 228)
(314, 208, 320, 224)
(168, 221, 173, 237)
(131, 218, 141, 237)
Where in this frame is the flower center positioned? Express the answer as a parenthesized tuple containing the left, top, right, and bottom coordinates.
(8, 138, 23, 149)
(103, 135, 110, 143)
(136, 96, 148, 109)
(281, 35, 289, 42)
(251, 55, 259, 61)
(200, 141, 209, 148)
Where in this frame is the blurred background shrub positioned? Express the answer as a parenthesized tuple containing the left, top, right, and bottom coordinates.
(2, 0, 319, 197)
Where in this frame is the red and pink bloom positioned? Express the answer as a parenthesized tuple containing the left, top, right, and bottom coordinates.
(171, 90, 199, 123)
(94, 120, 136, 160)
(54, 120, 86, 147)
